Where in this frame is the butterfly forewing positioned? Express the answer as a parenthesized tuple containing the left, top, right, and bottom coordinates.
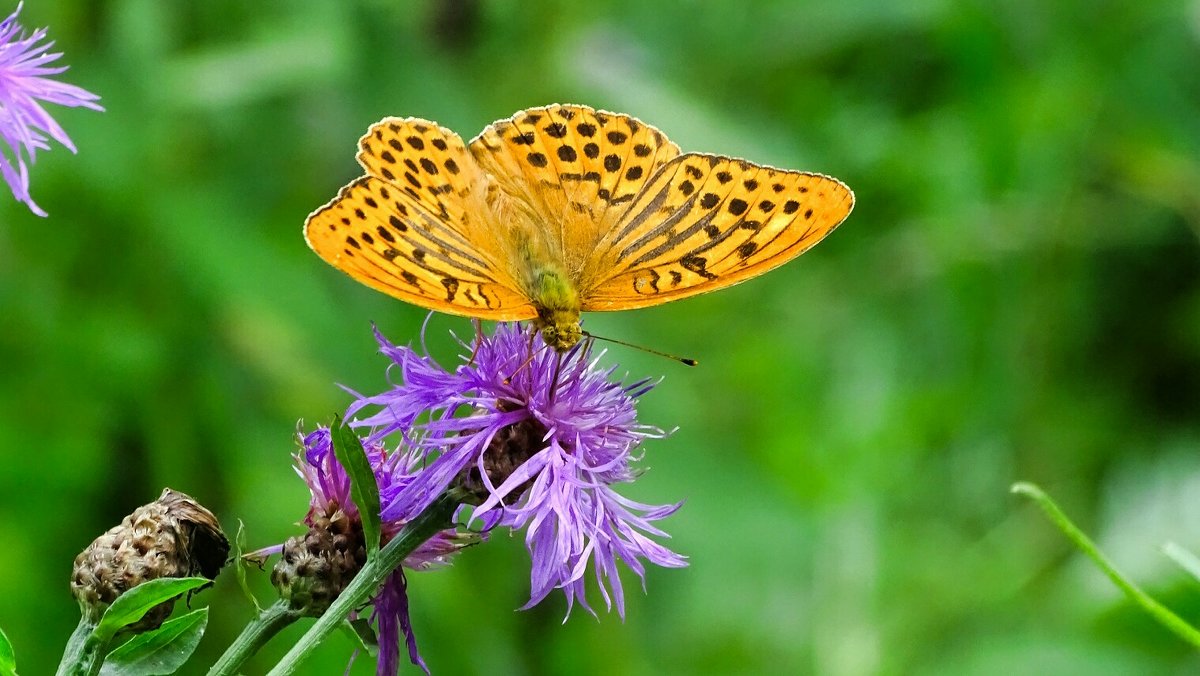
(305, 175, 536, 320)
(581, 153, 854, 310)
(469, 104, 680, 276)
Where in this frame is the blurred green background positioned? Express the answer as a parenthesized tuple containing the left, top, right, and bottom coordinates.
(3, 0, 1200, 673)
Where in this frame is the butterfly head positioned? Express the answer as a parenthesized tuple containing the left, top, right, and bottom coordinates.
(535, 309, 582, 351)
(530, 267, 582, 351)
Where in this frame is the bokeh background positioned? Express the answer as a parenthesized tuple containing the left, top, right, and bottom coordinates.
(3, 0, 1200, 673)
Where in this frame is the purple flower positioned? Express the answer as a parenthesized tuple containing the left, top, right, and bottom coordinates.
(0, 2, 102, 216)
(292, 428, 475, 675)
(350, 323, 687, 619)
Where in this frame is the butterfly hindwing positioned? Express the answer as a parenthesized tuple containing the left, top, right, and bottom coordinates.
(304, 175, 536, 320)
(581, 153, 854, 310)
(469, 104, 680, 275)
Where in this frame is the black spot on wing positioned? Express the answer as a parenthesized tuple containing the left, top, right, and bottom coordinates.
(680, 254, 717, 280)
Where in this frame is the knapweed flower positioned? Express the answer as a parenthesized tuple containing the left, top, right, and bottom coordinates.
(349, 322, 687, 619)
(0, 2, 102, 216)
(276, 427, 475, 675)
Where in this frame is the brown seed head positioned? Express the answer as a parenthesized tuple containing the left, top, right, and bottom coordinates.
(70, 488, 229, 630)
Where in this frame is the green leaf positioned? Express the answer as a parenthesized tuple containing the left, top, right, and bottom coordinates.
(1012, 482, 1200, 649)
(234, 520, 264, 612)
(96, 577, 210, 641)
(342, 618, 378, 657)
(1164, 541, 1200, 584)
(331, 414, 381, 557)
(0, 625, 16, 676)
(99, 608, 208, 676)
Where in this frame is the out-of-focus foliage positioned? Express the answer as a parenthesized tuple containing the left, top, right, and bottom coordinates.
(2, 1, 1199, 673)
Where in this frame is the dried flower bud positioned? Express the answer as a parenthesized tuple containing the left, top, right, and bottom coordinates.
(70, 488, 229, 630)
(271, 506, 366, 616)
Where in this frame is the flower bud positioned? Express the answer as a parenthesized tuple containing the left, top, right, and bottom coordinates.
(271, 506, 366, 616)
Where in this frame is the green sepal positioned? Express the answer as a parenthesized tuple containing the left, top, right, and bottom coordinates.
(234, 520, 264, 612)
(99, 608, 208, 676)
(330, 414, 382, 557)
(0, 625, 16, 676)
(95, 577, 210, 642)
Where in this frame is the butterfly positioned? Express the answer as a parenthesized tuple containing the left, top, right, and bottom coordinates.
(305, 104, 854, 350)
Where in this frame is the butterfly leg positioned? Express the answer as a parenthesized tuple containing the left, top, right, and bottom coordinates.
(466, 319, 485, 366)
(525, 323, 539, 353)
(547, 350, 564, 405)
(502, 323, 541, 385)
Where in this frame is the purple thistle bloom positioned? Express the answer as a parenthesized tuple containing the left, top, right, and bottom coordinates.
(294, 427, 475, 675)
(0, 2, 102, 216)
(349, 323, 688, 619)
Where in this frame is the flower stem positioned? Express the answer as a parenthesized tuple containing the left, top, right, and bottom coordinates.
(1012, 481, 1200, 649)
(207, 600, 299, 676)
(265, 491, 461, 675)
(54, 617, 103, 676)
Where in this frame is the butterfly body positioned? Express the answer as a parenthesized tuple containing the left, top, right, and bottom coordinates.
(528, 266, 583, 350)
(305, 104, 854, 351)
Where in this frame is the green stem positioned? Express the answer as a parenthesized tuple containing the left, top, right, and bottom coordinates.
(54, 617, 104, 676)
(207, 600, 299, 676)
(266, 492, 461, 675)
(1012, 481, 1200, 649)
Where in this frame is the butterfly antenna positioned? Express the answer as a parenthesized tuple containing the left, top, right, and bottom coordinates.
(582, 331, 698, 367)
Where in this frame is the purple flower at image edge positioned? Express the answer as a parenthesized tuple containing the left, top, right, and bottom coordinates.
(351, 322, 688, 620)
(0, 2, 102, 216)
(295, 428, 472, 675)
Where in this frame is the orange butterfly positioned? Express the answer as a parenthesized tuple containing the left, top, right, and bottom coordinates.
(305, 104, 854, 350)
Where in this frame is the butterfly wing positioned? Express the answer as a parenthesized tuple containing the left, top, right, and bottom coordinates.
(468, 104, 680, 280)
(305, 118, 537, 320)
(581, 153, 854, 311)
